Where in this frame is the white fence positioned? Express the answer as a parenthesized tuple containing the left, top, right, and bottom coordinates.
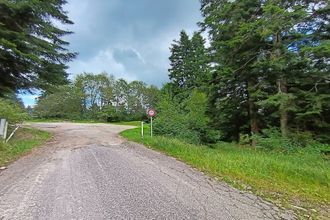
(0, 119, 20, 142)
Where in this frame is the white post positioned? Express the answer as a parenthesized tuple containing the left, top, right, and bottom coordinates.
(0, 119, 6, 140)
(150, 117, 153, 137)
(141, 121, 144, 138)
(3, 121, 8, 140)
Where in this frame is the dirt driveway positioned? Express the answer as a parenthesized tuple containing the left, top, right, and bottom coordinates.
(0, 122, 295, 219)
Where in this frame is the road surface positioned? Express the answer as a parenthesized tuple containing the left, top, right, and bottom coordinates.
(0, 123, 294, 219)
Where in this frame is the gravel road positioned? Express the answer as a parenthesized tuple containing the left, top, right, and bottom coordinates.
(0, 123, 295, 219)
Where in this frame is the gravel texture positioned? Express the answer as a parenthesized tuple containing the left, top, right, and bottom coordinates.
(0, 122, 295, 220)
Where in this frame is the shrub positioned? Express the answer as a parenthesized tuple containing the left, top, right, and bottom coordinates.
(254, 127, 329, 153)
(33, 86, 82, 120)
(154, 90, 215, 144)
(0, 98, 27, 123)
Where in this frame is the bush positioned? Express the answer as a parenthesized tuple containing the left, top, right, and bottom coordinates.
(154, 90, 216, 144)
(0, 98, 27, 123)
(254, 127, 330, 153)
(33, 86, 83, 120)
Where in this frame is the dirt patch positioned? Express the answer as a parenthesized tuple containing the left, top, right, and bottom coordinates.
(10, 128, 35, 141)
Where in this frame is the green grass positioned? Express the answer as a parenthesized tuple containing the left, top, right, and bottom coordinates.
(121, 126, 330, 218)
(111, 121, 140, 126)
(0, 127, 51, 166)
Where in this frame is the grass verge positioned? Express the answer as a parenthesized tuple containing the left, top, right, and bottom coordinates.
(111, 121, 140, 126)
(0, 127, 51, 166)
(121, 126, 330, 219)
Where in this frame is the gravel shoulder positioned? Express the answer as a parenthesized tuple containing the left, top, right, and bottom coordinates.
(0, 122, 295, 219)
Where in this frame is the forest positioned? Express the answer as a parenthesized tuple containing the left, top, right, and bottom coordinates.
(0, 0, 329, 217)
(154, 0, 330, 146)
(1, 0, 329, 146)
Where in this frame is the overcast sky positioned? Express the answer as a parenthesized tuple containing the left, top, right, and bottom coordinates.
(21, 0, 202, 106)
(66, 0, 202, 85)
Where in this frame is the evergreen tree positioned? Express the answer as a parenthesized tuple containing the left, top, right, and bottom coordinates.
(255, 0, 330, 139)
(200, 0, 329, 142)
(200, 0, 266, 142)
(293, 0, 330, 141)
(0, 0, 76, 95)
(169, 30, 209, 98)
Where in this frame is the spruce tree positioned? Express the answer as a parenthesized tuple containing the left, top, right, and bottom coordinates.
(0, 0, 76, 95)
(169, 30, 209, 98)
(200, 0, 266, 142)
(255, 0, 329, 139)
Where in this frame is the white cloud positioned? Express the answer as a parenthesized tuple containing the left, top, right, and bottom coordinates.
(64, 0, 202, 86)
(21, 0, 203, 106)
(68, 47, 136, 82)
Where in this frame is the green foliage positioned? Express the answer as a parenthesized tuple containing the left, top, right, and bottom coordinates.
(0, 0, 76, 94)
(0, 128, 50, 166)
(97, 105, 117, 122)
(0, 97, 27, 123)
(154, 90, 215, 144)
(254, 128, 330, 154)
(33, 85, 82, 120)
(111, 121, 141, 126)
(33, 72, 160, 122)
(153, 92, 193, 140)
(254, 128, 305, 152)
(169, 31, 210, 98)
(160, 0, 330, 143)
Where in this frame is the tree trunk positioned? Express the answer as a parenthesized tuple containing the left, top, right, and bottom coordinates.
(273, 32, 288, 137)
(277, 78, 288, 137)
(247, 80, 259, 146)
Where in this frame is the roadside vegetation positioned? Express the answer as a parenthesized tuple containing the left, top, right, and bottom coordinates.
(121, 126, 330, 218)
(0, 0, 72, 165)
(0, 0, 329, 218)
(0, 97, 51, 167)
(111, 121, 141, 126)
(0, 128, 51, 167)
(32, 73, 159, 123)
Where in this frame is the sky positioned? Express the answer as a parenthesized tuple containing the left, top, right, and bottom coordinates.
(20, 0, 202, 106)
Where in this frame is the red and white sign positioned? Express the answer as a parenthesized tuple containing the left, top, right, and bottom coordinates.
(147, 109, 156, 117)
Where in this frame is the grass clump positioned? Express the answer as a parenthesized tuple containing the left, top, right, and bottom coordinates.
(111, 121, 141, 126)
(121, 126, 330, 218)
(0, 127, 51, 166)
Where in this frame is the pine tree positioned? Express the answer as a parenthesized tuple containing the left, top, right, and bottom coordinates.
(200, 0, 267, 142)
(0, 0, 76, 95)
(169, 30, 209, 98)
(255, 0, 329, 139)
(292, 0, 330, 141)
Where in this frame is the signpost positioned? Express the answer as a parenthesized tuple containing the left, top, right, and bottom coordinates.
(147, 109, 156, 137)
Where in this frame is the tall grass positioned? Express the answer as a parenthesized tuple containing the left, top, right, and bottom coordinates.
(0, 128, 51, 166)
(121, 127, 330, 217)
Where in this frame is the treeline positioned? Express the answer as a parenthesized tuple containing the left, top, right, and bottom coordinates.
(155, 0, 329, 146)
(33, 73, 159, 122)
(1, 0, 329, 148)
